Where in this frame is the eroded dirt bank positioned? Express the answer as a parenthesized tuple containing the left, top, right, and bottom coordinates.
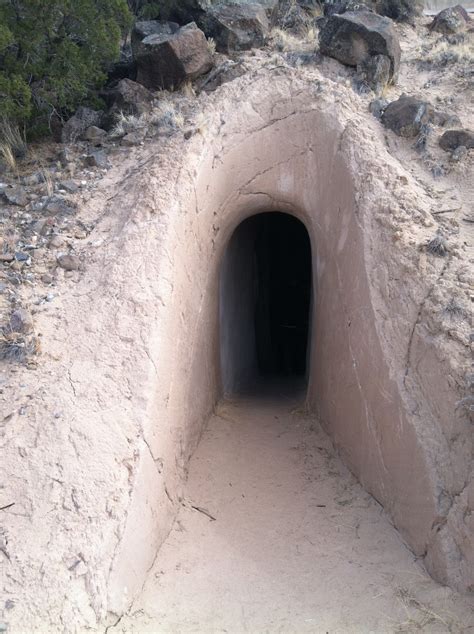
(1, 27, 473, 632)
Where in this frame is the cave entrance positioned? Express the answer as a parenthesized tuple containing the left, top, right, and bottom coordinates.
(219, 212, 313, 396)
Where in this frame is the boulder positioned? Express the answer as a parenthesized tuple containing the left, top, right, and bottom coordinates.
(131, 20, 180, 58)
(319, 11, 401, 81)
(135, 22, 213, 90)
(439, 129, 474, 151)
(374, 0, 423, 23)
(202, 2, 269, 52)
(61, 107, 103, 143)
(381, 95, 433, 138)
(429, 5, 470, 35)
(106, 79, 154, 117)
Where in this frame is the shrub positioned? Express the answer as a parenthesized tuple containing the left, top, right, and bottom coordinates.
(0, 0, 132, 133)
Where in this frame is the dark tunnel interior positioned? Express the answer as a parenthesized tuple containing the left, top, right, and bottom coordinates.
(219, 212, 312, 394)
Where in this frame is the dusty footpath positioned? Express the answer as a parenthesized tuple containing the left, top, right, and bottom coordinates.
(113, 393, 474, 633)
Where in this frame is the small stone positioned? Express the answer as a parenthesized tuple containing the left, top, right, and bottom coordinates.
(10, 260, 22, 272)
(61, 107, 103, 143)
(121, 132, 144, 146)
(10, 308, 34, 334)
(3, 186, 28, 207)
(58, 180, 79, 194)
(41, 273, 54, 285)
(451, 145, 468, 162)
(0, 621, 8, 632)
(57, 254, 81, 271)
(5, 600, 14, 610)
(369, 98, 389, 120)
(83, 126, 107, 145)
(44, 195, 76, 216)
(14, 252, 29, 262)
(59, 147, 75, 166)
(45, 293, 56, 302)
(48, 235, 65, 249)
(74, 231, 87, 240)
(85, 150, 109, 169)
(21, 172, 43, 186)
(0, 254, 14, 263)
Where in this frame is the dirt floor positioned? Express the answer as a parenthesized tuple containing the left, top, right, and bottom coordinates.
(111, 387, 474, 634)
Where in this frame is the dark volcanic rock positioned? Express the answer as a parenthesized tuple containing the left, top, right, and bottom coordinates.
(61, 107, 103, 143)
(429, 5, 470, 35)
(202, 2, 269, 52)
(319, 11, 401, 81)
(381, 95, 433, 138)
(375, 0, 423, 23)
(135, 22, 213, 90)
(105, 79, 154, 118)
(439, 129, 474, 151)
(131, 20, 180, 58)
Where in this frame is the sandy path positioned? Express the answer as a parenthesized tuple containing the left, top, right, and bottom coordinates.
(114, 390, 473, 633)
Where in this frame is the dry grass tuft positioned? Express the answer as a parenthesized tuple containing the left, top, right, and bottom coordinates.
(269, 25, 317, 53)
(392, 586, 464, 632)
(0, 119, 27, 173)
(426, 235, 448, 257)
(421, 38, 474, 68)
(207, 37, 216, 56)
(110, 100, 185, 139)
(0, 332, 38, 363)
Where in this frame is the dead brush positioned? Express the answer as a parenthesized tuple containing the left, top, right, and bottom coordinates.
(110, 100, 185, 138)
(426, 235, 448, 257)
(443, 298, 466, 321)
(0, 331, 37, 363)
(392, 586, 463, 632)
(0, 118, 27, 172)
(270, 25, 317, 53)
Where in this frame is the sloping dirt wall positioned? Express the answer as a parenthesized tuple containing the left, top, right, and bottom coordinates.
(2, 70, 471, 632)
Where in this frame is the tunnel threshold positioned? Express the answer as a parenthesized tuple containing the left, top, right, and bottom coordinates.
(111, 398, 473, 633)
(219, 212, 313, 397)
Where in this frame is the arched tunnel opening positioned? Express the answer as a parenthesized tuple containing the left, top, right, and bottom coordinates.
(219, 212, 312, 396)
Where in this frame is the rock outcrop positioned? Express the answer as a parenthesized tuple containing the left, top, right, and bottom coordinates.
(319, 11, 401, 82)
(135, 22, 213, 90)
(201, 2, 269, 52)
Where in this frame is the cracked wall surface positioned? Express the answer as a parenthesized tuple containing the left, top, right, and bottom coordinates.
(1, 68, 472, 631)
